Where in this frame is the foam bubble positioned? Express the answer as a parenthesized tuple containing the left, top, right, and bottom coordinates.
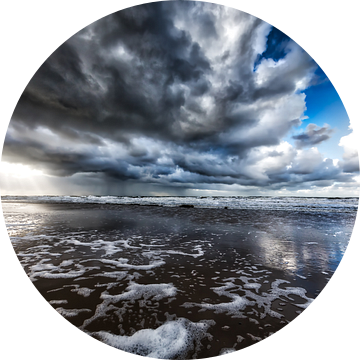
(97, 271, 128, 280)
(71, 287, 95, 297)
(93, 318, 213, 359)
(182, 282, 253, 317)
(101, 282, 177, 303)
(29, 259, 100, 281)
(182, 277, 313, 321)
(166, 245, 204, 258)
(243, 282, 261, 292)
(49, 299, 68, 305)
(269, 280, 313, 309)
(60, 260, 74, 267)
(219, 348, 236, 355)
(100, 258, 166, 270)
(236, 335, 245, 343)
(34, 269, 87, 280)
(56, 307, 91, 318)
(247, 333, 262, 342)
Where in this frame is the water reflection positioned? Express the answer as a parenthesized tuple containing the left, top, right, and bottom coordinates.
(235, 210, 354, 297)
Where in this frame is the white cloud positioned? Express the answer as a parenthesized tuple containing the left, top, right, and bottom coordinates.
(255, 42, 316, 91)
(338, 130, 359, 173)
(338, 127, 360, 173)
(222, 92, 307, 150)
(339, 131, 358, 156)
(291, 147, 323, 174)
(238, 141, 294, 180)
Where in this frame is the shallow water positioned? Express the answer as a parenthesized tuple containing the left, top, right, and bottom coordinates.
(2, 197, 357, 359)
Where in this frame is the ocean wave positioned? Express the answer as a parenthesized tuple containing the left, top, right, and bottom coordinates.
(1, 195, 358, 212)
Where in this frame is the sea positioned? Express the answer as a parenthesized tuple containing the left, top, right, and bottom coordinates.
(2, 195, 358, 359)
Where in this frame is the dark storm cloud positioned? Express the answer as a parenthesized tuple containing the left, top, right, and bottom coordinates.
(11, 2, 215, 144)
(292, 123, 334, 148)
(5, 133, 92, 177)
(195, 9, 218, 40)
(3, 1, 358, 194)
(4, 128, 175, 181)
(8, 3, 254, 148)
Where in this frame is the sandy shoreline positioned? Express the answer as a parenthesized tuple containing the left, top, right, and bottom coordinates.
(3, 200, 355, 358)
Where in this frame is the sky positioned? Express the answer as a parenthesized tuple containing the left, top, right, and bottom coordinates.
(0, 0, 359, 197)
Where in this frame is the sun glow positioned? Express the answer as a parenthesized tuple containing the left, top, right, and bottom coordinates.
(0, 161, 44, 178)
(0, 161, 51, 195)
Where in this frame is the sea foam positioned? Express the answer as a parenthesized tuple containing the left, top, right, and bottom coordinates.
(93, 318, 214, 359)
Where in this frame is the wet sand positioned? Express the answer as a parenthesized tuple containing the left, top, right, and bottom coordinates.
(3, 201, 355, 358)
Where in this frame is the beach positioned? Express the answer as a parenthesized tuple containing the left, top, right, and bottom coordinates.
(2, 196, 357, 358)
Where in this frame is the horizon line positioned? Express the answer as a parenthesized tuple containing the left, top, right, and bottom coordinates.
(1, 194, 358, 199)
